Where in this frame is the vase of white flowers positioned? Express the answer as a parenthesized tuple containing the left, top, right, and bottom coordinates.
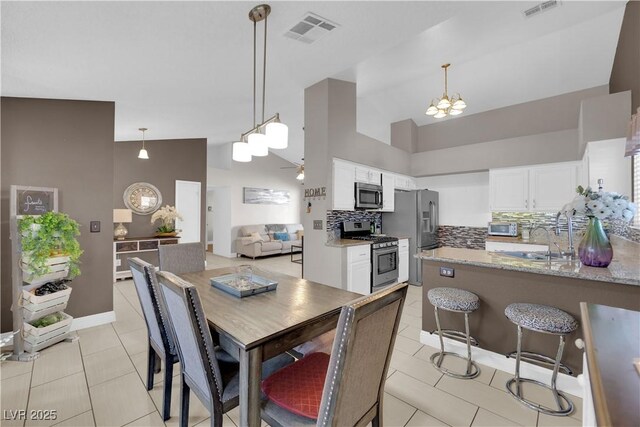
(150, 205, 183, 237)
(565, 186, 637, 267)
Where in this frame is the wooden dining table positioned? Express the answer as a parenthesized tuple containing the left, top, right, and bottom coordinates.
(179, 266, 361, 427)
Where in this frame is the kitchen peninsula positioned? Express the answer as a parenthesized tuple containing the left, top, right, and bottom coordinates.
(418, 235, 640, 375)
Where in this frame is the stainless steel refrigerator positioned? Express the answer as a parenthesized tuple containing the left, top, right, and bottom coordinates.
(382, 189, 439, 286)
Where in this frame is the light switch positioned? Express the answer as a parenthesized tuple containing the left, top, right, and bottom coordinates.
(313, 220, 323, 230)
(90, 221, 101, 232)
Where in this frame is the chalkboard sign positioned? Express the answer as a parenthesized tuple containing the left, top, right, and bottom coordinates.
(10, 186, 58, 217)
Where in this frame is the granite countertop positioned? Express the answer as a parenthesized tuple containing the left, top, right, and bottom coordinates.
(417, 235, 640, 286)
(326, 238, 373, 248)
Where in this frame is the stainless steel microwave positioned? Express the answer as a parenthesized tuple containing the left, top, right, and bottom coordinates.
(488, 222, 518, 236)
(355, 182, 383, 210)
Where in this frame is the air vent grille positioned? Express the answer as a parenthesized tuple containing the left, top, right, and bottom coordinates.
(523, 0, 560, 18)
(284, 12, 339, 44)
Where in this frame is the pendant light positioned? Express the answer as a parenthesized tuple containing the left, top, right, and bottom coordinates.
(425, 63, 467, 119)
(138, 128, 149, 159)
(233, 4, 288, 162)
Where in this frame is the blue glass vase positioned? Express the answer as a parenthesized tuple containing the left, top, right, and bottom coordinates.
(578, 217, 613, 267)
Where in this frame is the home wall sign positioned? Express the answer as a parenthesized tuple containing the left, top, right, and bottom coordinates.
(304, 187, 326, 200)
(123, 182, 163, 215)
(12, 186, 58, 217)
(243, 187, 290, 205)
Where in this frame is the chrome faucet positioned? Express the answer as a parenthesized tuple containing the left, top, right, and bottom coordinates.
(555, 211, 576, 259)
(531, 225, 552, 258)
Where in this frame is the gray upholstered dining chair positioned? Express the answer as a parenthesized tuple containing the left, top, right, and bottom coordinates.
(128, 257, 178, 421)
(158, 242, 206, 275)
(260, 283, 408, 427)
(156, 270, 294, 427)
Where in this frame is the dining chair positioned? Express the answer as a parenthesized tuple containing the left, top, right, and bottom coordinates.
(158, 242, 206, 275)
(156, 270, 294, 427)
(128, 257, 178, 421)
(260, 283, 408, 427)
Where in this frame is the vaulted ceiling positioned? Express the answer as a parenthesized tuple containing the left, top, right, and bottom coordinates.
(1, 1, 627, 164)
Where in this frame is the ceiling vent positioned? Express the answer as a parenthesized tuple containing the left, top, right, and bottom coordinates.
(523, 0, 561, 18)
(284, 13, 339, 44)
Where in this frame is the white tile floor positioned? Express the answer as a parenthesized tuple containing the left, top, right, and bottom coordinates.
(0, 253, 582, 426)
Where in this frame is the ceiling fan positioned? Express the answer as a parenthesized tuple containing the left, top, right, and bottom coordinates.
(281, 158, 304, 181)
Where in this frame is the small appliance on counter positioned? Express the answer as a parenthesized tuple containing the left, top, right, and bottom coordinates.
(341, 221, 399, 291)
(354, 182, 383, 210)
(382, 189, 438, 286)
(488, 222, 518, 237)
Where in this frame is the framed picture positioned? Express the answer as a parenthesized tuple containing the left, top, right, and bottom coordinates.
(10, 185, 58, 217)
(243, 187, 290, 205)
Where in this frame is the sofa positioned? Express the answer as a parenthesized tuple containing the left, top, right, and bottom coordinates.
(235, 224, 303, 259)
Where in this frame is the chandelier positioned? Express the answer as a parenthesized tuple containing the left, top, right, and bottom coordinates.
(232, 4, 288, 163)
(425, 63, 467, 119)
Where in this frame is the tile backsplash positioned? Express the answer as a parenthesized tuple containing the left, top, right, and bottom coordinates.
(326, 210, 382, 240)
(437, 226, 487, 249)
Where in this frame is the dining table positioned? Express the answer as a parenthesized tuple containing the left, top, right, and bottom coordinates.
(179, 266, 362, 427)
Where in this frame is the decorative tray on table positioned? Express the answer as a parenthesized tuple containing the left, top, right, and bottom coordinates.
(209, 274, 278, 298)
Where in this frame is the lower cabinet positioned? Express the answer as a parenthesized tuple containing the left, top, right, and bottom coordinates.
(344, 245, 371, 295)
(398, 239, 409, 283)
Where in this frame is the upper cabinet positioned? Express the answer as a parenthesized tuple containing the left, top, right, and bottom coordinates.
(490, 161, 581, 212)
(355, 166, 381, 184)
(331, 158, 414, 212)
(381, 173, 395, 212)
(332, 159, 356, 211)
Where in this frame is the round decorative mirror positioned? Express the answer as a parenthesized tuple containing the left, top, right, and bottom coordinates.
(123, 182, 162, 215)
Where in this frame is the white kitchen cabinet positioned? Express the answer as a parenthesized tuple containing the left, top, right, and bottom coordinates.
(332, 160, 355, 211)
(381, 173, 395, 212)
(485, 241, 549, 253)
(355, 166, 381, 184)
(490, 162, 582, 213)
(489, 168, 530, 211)
(529, 164, 579, 212)
(345, 245, 371, 295)
(394, 175, 416, 191)
(398, 239, 409, 283)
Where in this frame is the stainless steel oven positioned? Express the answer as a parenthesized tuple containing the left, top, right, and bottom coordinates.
(372, 242, 399, 289)
(355, 182, 383, 210)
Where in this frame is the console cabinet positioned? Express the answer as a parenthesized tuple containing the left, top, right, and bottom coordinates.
(113, 236, 179, 282)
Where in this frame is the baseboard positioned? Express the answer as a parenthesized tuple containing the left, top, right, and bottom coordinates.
(69, 311, 116, 331)
(420, 330, 584, 398)
(1, 311, 115, 348)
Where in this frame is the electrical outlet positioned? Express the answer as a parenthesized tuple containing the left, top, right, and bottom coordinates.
(90, 221, 101, 232)
(440, 267, 454, 278)
(313, 220, 323, 230)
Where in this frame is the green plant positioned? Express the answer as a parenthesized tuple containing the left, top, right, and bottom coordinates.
(18, 212, 83, 279)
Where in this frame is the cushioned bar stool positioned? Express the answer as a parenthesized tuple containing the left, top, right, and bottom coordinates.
(427, 287, 480, 379)
(504, 303, 578, 416)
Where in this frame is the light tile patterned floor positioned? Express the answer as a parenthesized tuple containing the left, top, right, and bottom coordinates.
(0, 253, 582, 426)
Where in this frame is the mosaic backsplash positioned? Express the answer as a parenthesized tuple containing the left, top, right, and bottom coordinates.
(492, 212, 640, 243)
(326, 210, 382, 240)
(437, 226, 487, 249)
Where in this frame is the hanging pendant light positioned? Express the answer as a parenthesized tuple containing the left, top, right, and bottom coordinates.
(138, 128, 149, 159)
(233, 4, 288, 162)
(425, 63, 467, 119)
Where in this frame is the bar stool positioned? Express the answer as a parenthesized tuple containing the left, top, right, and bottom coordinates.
(427, 287, 480, 379)
(504, 303, 578, 416)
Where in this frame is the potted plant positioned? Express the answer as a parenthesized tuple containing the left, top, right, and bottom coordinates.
(150, 205, 183, 237)
(563, 186, 636, 267)
(18, 212, 83, 284)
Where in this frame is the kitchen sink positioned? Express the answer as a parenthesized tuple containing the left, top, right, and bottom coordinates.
(496, 251, 566, 261)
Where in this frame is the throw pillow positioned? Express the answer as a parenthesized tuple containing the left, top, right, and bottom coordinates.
(297, 230, 304, 239)
(261, 352, 330, 420)
(249, 232, 262, 243)
(273, 232, 290, 241)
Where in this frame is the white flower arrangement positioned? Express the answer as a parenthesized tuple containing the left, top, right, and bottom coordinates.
(562, 186, 636, 221)
(150, 205, 183, 232)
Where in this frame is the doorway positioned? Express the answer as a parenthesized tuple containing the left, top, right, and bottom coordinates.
(175, 180, 201, 244)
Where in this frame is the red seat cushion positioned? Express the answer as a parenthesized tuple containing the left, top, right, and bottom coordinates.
(261, 352, 330, 420)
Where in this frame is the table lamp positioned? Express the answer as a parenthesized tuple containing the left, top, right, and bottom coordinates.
(113, 209, 132, 240)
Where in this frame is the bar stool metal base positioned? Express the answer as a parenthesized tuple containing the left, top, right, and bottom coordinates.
(431, 329, 479, 347)
(505, 350, 573, 375)
(506, 377, 574, 416)
(430, 351, 480, 379)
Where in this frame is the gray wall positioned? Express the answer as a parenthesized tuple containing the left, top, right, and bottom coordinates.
(416, 85, 608, 152)
(609, 0, 640, 112)
(1, 97, 115, 332)
(114, 138, 207, 243)
(391, 119, 417, 153)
